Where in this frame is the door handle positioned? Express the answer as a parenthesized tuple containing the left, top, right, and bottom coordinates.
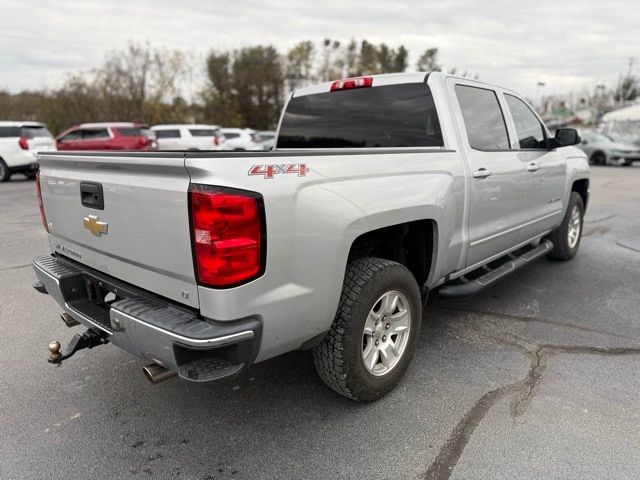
(526, 162, 540, 172)
(472, 168, 492, 179)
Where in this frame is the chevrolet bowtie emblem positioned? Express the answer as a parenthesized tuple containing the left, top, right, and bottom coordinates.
(83, 215, 108, 236)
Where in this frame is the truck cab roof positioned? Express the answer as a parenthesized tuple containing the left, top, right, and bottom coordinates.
(292, 71, 522, 98)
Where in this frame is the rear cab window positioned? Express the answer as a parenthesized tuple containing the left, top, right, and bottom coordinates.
(454, 84, 510, 150)
(277, 83, 443, 148)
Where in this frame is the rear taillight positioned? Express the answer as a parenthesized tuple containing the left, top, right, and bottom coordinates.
(35, 171, 49, 233)
(189, 185, 265, 288)
(330, 76, 373, 92)
(19, 137, 29, 150)
(213, 136, 221, 146)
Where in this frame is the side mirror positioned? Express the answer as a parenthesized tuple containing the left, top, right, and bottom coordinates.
(554, 128, 580, 147)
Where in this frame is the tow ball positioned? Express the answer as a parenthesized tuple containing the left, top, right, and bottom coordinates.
(48, 329, 109, 364)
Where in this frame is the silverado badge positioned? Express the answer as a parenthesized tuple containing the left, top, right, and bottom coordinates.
(83, 215, 108, 237)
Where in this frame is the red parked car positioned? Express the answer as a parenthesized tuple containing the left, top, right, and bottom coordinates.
(56, 123, 157, 151)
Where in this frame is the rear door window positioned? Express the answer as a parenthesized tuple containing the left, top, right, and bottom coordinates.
(223, 132, 240, 139)
(278, 83, 443, 148)
(81, 129, 110, 140)
(116, 127, 142, 137)
(154, 129, 181, 139)
(0, 127, 20, 137)
(455, 85, 510, 150)
(504, 94, 547, 149)
(189, 129, 216, 137)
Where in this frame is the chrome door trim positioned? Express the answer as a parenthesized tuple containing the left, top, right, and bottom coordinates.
(469, 209, 561, 247)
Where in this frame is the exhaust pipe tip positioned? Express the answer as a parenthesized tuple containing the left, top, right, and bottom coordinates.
(143, 363, 177, 384)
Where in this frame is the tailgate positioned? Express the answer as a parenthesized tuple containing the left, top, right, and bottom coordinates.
(37, 152, 198, 308)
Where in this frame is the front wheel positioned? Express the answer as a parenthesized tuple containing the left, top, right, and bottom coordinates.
(590, 151, 606, 166)
(547, 191, 584, 261)
(313, 258, 422, 402)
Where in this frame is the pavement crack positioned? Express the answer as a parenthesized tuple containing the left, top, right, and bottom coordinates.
(616, 240, 640, 253)
(539, 344, 640, 356)
(0, 264, 31, 272)
(584, 214, 618, 224)
(509, 347, 545, 418)
(423, 341, 640, 479)
(582, 226, 609, 237)
(424, 347, 540, 480)
(432, 306, 640, 342)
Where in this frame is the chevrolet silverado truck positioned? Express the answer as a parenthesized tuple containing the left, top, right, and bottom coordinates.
(31, 72, 589, 401)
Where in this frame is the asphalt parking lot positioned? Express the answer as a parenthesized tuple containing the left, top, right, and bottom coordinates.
(1, 165, 639, 480)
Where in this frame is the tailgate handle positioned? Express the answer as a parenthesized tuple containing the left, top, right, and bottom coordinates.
(80, 182, 104, 210)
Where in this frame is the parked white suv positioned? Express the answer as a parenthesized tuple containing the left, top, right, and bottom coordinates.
(151, 125, 227, 151)
(220, 128, 263, 150)
(0, 121, 56, 181)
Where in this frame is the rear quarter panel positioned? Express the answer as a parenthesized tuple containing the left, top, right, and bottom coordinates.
(186, 150, 465, 361)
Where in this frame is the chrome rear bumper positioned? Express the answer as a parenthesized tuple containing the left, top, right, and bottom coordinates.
(32, 255, 261, 382)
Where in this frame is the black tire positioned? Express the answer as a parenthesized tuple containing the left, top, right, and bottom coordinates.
(312, 257, 422, 402)
(590, 151, 606, 166)
(0, 159, 11, 182)
(547, 192, 584, 261)
(23, 170, 38, 179)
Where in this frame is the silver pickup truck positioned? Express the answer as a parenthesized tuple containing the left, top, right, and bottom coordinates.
(32, 72, 589, 401)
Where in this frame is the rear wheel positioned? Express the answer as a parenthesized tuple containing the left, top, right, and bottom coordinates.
(547, 191, 584, 261)
(590, 151, 606, 166)
(0, 159, 11, 182)
(312, 257, 422, 402)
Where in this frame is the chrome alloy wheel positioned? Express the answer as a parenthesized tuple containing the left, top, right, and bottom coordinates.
(361, 290, 411, 376)
(567, 205, 582, 249)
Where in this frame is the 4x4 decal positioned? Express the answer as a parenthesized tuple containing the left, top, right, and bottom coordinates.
(248, 163, 309, 179)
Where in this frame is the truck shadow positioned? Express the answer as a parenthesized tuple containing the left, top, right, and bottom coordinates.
(88, 295, 524, 479)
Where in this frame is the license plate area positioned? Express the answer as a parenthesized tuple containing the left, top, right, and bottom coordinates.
(83, 275, 124, 309)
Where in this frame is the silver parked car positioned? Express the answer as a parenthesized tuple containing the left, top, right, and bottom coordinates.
(578, 130, 640, 166)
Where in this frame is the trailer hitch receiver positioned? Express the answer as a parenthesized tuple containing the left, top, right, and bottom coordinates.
(48, 329, 109, 364)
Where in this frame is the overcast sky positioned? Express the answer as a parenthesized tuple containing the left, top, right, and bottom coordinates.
(0, 0, 636, 98)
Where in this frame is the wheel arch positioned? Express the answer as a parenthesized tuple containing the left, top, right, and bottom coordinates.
(347, 218, 439, 294)
(571, 178, 590, 210)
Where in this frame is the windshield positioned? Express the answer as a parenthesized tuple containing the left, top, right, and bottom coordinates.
(603, 121, 640, 144)
(277, 83, 443, 148)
